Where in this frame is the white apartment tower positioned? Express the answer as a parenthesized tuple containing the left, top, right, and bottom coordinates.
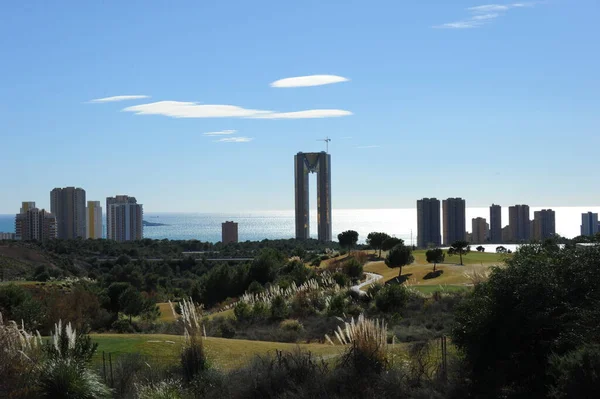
(106, 195, 143, 242)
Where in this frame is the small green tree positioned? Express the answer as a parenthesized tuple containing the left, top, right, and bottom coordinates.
(384, 242, 414, 278)
(366, 232, 391, 258)
(448, 240, 470, 265)
(425, 248, 445, 272)
(338, 230, 359, 251)
(381, 237, 402, 252)
(119, 287, 145, 323)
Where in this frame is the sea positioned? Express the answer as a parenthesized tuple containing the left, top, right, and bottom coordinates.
(1, 206, 599, 245)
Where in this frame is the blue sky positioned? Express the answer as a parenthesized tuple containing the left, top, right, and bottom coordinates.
(1, 0, 599, 213)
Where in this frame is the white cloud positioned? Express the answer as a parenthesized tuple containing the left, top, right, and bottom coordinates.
(203, 129, 237, 136)
(122, 101, 352, 120)
(215, 137, 253, 143)
(435, 2, 537, 29)
(270, 75, 349, 88)
(356, 145, 381, 149)
(88, 95, 149, 103)
(467, 4, 510, 12)
(123, 101, 270, 118)
(472, 13, 500, 20)
(250, 109, 352, 119)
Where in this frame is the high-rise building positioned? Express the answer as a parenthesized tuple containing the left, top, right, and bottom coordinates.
(106, 195, 143, 242)
(294, 151, 332, 241)
(489, 204, 502, 243)
(416, 198, 441, 248)
(581, 212, 599, 236)
(508, 205, 531, 242)
(0, 233, 16, 240)
(532, 209, 556, 241)
(471, 217, 488, 244)
(86, 201, 103, 239)
(15, 202, 57, 241)
(50, 187, 86, 239)
(222, 221, 239, 244)
(442, 198, 466, 245)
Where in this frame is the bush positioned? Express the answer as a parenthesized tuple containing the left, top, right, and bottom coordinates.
(549, 344, 600, 399)
(270, 295, 289, 321)
(332, 271, 349, 287)
(233, 301, 252, 322)
(327, 293, 347, 316)
(343, 258, 364, 281)
(280, 319, 304, 332)
(112, 318, 135, 333)
(375, 284, 409, 313)
(37, 359, 111, 399)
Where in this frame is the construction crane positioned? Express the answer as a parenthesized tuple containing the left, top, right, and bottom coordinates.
(317, 137, 331, 153)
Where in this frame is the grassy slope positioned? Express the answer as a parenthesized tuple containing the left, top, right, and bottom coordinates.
(364, 249, 507, 288)
(91, 334, 341, 370)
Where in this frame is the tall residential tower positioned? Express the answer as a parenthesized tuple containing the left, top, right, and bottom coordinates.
(294, 152, 332, 241)
(581, 212, 599, 236)
(442, 198, 466, 245)
(15, 202, 57, 241)
(489, 204, 502, 243)
(50, 187, 86, 239)
(106, 195, 143, 242)
(86, 201, 103, 239)
(416, 198, 441, 248)
(532, 209, 556, 241)
(508, 205, 531, 242)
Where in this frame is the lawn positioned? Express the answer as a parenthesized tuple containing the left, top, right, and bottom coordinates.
(363, 253, 504, 287)
(157, 302, 177, 322)
(91, 334, 342, 370)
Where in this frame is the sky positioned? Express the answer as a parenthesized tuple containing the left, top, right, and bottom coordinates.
(1, 0, 599, 213)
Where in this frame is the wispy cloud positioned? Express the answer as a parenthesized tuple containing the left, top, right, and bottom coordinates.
(434, 3, 537, 29)
(250, 109, 352, 119)
(203, 129, 237, 136)
(270, 75, 349, 88)
(356, 145, 381, 149)
(214, 137, 253, 143)
(122, 101, 352, 119)
(88, 95, 149, 103)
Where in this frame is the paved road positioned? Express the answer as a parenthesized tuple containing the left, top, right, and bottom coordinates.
(350, 270, 383, 296)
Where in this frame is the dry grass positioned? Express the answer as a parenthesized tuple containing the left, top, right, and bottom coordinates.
(364, 261, 497, 288)
(157, 303, 177, 322)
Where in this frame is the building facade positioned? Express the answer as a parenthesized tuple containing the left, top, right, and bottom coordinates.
(471, 217, 489, 244)
(0, 233, 16, 240)
(581, 212, 599, 236)
(294, 152, 332, 241)
(489, 204, 502, 243)
(50, 187, 86, 239)
(222, 221, 239, 244)
(442, 198, 466, 245)
(532, 209, 556, 241)
(508, 204, 531, 242)
(416, 198, 441, 248)
(15, 202, 57, 241)
(106, 195, 143, 242)
(86, 201, 103, 239)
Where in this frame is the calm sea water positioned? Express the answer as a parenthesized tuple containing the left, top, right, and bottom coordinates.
(1, 207, 598, 244)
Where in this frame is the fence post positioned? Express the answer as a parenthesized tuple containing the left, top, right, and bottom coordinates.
(109, 352, 114, 387)
(102, 351, 106, 383)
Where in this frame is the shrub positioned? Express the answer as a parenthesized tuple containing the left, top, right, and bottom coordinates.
(549, 344, 600, 399)
(37, 358, 111, 399)
(233, 301, 252, 322)
(112, 318, 135, 333)
(343, 258, 364, 281)
(270, 295, 289, 320)
(45, 320, 98, 364)
(327, 293, 347, 316)
(280, 319, 304, 332)
(332, 271, 349, 287)
(136, 379, 183, 399)
(375, 284, 409, 313)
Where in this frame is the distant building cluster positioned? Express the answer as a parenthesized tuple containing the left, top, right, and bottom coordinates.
(11, 187, 144, 242)
(414, 197, 588, 248)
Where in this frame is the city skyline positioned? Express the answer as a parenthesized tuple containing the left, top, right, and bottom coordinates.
(1, 1, 599, 213)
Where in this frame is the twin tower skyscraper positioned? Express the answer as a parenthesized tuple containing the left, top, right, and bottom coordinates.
(294, 151, 332, 242)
